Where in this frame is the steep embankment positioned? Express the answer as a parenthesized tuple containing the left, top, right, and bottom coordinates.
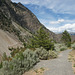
(0, 29, 22, 56)
(0, 0, 58, 58)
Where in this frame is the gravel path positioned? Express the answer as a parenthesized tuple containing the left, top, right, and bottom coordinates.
(34, 49, 74, 75)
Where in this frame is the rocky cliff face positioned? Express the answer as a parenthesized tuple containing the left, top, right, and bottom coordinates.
(0, 0, 58, 42)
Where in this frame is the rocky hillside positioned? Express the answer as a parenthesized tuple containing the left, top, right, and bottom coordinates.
(0, 29, 22, 55)
(0, 0, 57, 40)
(0, 0, 58, 57)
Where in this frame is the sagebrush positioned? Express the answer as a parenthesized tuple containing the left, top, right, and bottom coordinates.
(0, 49, 39, 75)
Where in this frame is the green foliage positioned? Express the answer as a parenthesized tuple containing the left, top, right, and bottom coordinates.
(61, 30, 71, 47)
(54, 43, 62, 51)
(10, 49, 19, 57)
(10, 47, 26, 57)
(29, 27, 54, 51)
(49, 50, 57, 58)
(2, 52, 8, 61)
(23, 42, 27, 48)
(60, 46, 67, 51)
(60, 48, 66, 51)
(0, 49, 39, 75)
(54, 43, 67, 52)
(71, 43, 75, 50)
(74, 64, 75, 67)
(0, 62, 3, 69)
(35, 47, 49, 60)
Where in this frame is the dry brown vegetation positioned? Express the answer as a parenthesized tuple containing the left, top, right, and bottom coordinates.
(68, 50, 75, 73)
(23, 67, 47, 75)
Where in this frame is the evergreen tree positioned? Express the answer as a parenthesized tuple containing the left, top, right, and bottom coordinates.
(29, 27, 54, 50)
(61, 30, 71, 47)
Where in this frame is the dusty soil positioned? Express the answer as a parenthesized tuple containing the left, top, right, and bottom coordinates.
(0, 29, 22, 57)
(68, 50, 75, 73)
(23, 67, 46, 75)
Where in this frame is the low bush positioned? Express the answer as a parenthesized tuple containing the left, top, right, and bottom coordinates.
(54, 44, 61, 51)
(71, 43, 75, 50)
(54, 43, 67, 51)
(49, 50, 57, 58)
(35, 47, 49, 60)
(0, 49, 39, 75)
(60, 46, 67, 51)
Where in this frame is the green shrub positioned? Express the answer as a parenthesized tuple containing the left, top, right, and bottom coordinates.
(35, 47, 49, 60)
(61, 30, 71, 47)
(49, 50, 57, 58)
(0, 62, 3, 69)
(74, 64, 75, 67)
(23, 49, 39, 67)
(2, 52, 8, 61)
(60, 48, 66, 51)
(23, 42, 27, 48)
(10, 49, 19, 57)
(0, 49, 39, 75)
(54, 43, 62, 51)
(54, 43, 67, 51)
(71, 43, 75, 50)
(60, 46, 67, 51)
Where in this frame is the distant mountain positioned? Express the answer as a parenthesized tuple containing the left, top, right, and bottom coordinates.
(69, 32, 75, 42)
(0, 0, 58, 56)
(56, 32, 75, 42)
(0, 0, 58, 38)
(70, 32, 75, 35)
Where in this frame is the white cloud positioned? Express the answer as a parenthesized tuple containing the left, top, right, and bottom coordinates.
(47, 23, 75, 33)
(50, 19, 64, 24)
(11, 0, 75, 33)
(11, 0, 75, 14)
(11, 0, 39, 4)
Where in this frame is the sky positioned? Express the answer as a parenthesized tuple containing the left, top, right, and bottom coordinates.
(11, 0, 75, 33)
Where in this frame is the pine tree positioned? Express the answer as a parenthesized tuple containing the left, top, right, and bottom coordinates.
(61, 30, 71, 47)
(30, 27, 54, 50)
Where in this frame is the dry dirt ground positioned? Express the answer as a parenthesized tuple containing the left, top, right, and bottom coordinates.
(0, 29, 22, 58)
(23, 67, 47, 75)
(23, 49, 74, 75)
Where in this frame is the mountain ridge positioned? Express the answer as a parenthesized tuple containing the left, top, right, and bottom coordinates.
(0, 0, 58, 40)
(0, 0, 59, 56)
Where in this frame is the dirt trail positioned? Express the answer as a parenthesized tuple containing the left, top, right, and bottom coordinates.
(33, 49, 74, 75)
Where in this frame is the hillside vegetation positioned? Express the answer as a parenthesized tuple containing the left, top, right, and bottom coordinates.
(0, 27, 69, 75)
(0, 0, 74, 75)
